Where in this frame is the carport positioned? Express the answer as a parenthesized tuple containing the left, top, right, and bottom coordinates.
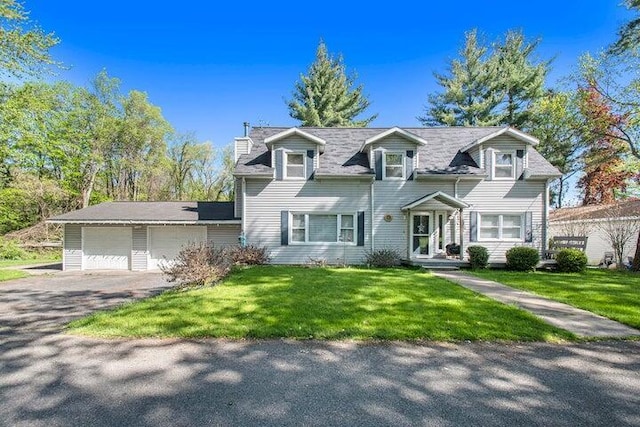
(49, 201, 241, 271)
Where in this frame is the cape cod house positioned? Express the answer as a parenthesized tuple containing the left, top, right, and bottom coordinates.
(50, 125, 560, 270)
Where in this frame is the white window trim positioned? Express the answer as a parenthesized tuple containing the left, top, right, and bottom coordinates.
(382, 151, 405, 180)
(493, 150, 516, 180)
(289, 213, 357, 245)
(478, 213, 524, 242)
(284, 151, 306, 180)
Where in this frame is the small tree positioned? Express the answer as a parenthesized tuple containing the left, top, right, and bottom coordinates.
(597, 205, 640, 268)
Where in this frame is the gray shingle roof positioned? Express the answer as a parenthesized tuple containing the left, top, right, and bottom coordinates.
(235, 126, 560, 178)
(49, 201, 238, 223)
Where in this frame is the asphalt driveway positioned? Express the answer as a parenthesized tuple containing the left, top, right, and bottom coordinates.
(0, 272, 639, 426)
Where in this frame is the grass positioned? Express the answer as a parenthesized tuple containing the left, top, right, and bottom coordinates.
(470, 269, 640, 329)
(0, 269, 28, 282)
(68, 266, 574, 341)
(0, 254, 61, 268)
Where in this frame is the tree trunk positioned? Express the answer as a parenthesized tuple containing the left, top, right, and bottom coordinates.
(632, 232, 640, 271)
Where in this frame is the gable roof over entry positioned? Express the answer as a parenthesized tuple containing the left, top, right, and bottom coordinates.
(401, 191, 469, 210)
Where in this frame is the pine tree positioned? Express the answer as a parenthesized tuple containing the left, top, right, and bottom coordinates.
(494, 30, 549, 129)
(609, 0, 640, 55)
(420, 30, 502, 126)
(287, 41, 377, 127)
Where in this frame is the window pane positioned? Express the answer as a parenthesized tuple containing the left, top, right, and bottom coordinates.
(481, 215, 499, 227)
(480, 228, 499, 239)
(339, 229, 354, 243)
(341, 215, 354, 228)
(502, 215, 522, 227)
(288, 153, 304, 165)
(494, 166, 513, 178)
(292, 214, 305, 228)
(496, 153, 513, 165)
(309, 215, 337, 242)
(385, 153, 403, 166)
(292, 229, 305, 242)
(413, 215, 429, 235)
(386, 166, 403, 178)
(502, 227, 521, 239)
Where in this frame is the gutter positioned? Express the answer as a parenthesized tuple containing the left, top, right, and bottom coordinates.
(47, 220, 242, 225)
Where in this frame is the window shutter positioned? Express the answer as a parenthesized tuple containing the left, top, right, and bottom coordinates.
(275, 150, 284, 181)
(280, 210, 289, 245)
(374, 151, 382, 180)
(470, 211, 478, 242)
(516, 149, 525, 180)
(306, 150, 315, 180)
(357, 211, 365, 246)
(406, 150, 414, 180)
(485, 148, 493, 181)
(524, 211, 533, 243)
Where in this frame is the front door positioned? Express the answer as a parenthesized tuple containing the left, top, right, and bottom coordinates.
(412, 214, 432, 257)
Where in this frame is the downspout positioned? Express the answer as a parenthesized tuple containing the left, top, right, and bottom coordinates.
(241, 177, 247, 234)
(370, 179, 375, 252)
(543, 179, 550, 252)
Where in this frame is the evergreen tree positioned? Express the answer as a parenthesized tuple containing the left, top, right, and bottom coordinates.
(287, 41, 376, 127)
(420, 30, 501, 126)
(609, 0, 640, 55)
(494, 30, 549, 129)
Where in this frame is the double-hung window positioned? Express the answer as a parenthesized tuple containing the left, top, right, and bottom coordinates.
(290, 213, 356, 244)
(383, 152, 404, 179)
(285, 152, 305, 179)
(479, 213, 523, 241)
(493, 151, 515, 179)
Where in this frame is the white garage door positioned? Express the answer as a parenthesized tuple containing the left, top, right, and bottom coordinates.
(148, 226, 207, 270)
(83, 227, 132, 270)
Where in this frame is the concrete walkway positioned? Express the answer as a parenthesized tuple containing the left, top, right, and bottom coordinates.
(433, 270, 640, 338)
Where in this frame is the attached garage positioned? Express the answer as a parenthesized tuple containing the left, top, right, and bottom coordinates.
(50, 201, 241, 271)
(148, 226, 207, 270)
(82, 227, 132, 270)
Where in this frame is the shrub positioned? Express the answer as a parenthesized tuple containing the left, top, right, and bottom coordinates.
(505, 247, 540, 271)
(467, 245, 489, 269)
(555, 248, 588, 273)
(0, 238, 27, 260)
(365, 248, 401, 268)
(227, 244, 271, 265)
(161, 243, 231, 288)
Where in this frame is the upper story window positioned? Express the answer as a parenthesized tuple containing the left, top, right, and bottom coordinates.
(285, 152, 305, 179)
(479, 213, 523, 241)
(383, 152, 404, 179)
(493, 151, 515, 179)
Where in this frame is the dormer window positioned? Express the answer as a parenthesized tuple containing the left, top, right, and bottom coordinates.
(493, 151, 515, 179)
(383, 152, 405, 179)
(285, 152, 305, 179)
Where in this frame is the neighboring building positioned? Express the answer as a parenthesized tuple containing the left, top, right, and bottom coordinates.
(549, 199, 640, 265)
(51, 125, 560, 271)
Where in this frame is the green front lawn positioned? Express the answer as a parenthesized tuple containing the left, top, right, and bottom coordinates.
(0, 255, 61, 268)
(68, 266, 573, 341)
(0, 270, 28, 282)
(470, 269, 640, 329)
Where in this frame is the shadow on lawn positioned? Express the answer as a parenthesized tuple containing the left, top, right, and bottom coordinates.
(1, 269, 639, 425)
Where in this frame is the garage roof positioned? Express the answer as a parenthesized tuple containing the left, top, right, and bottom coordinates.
(48, 201, 240, 224)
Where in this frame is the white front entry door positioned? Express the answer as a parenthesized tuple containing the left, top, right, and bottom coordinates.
(411, 214, 432, 258)
(83, 227, 132, 270)
(148, 226, 207, 270)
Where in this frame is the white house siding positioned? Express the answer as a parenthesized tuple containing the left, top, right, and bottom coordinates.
(272, 136, 319, 168)
(132, 226, 148, 271)
(244, 179, 371, 264)
(549, 220, 639, 265)
(458, 179, 545, 260)
(207, 224, 241, 248)
(370, 138, 419, 169)
(63, 224, 82, 271)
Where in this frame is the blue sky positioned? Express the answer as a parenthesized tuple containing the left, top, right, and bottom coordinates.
(29, 0, 632, 152)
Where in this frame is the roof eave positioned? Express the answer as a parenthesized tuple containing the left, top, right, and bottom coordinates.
(461, 127, 539, 152)
(360, 127, 428, 152)
(415, 173, 486, 181)
(263, 127, 327, 152)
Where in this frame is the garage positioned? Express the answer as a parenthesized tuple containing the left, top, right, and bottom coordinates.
(82, 227, 132, 270)
(148, 226, 207, 270)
